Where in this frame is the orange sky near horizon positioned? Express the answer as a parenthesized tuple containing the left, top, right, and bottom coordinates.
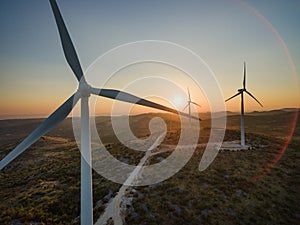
(0, 81, 298, 118)
(0, 60, 299, 118)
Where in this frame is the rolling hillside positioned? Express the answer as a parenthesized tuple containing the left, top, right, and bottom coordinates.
(0, 109, 299, 224)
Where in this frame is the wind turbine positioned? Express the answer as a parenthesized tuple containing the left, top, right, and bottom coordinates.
(183, 87, 201, 118)
(225, 62, 263, 147)
(0, 1, 199, 224)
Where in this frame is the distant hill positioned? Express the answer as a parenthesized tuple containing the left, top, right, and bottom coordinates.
(0, 108, 298, 148)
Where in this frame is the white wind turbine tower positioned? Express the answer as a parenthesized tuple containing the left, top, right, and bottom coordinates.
(0, 1, 199, 224)
(225, 62, 263, 147)
(183, 87, 201, 118)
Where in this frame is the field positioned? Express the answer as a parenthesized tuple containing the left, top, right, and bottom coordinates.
(0, 109, 299, 224)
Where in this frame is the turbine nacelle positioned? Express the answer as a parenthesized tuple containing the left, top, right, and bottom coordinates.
(78, 81, 92, 97)
(238, 88, 245, 93)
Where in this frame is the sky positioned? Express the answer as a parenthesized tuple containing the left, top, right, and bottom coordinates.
(0, 0, 299, 117)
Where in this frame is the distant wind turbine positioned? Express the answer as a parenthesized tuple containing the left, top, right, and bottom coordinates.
(225, 62, 263, 146)
(183, 87, 201, 118)
(0, 1, 199, 224)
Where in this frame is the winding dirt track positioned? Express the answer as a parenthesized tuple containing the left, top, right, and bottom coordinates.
(94, 132, 166, 225)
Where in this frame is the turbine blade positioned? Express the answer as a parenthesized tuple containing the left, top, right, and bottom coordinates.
(243, 61, 246, 89)
(245, 90, 263, 107)
(0, 94, 79, 170)
(187, 87, 191, 101)
(191, 101, 201, 107)
(91, 88, 201, 121)
(49, 0, 84, 82)
(182, 103, 189, 111)
(225, 92, 241, 102)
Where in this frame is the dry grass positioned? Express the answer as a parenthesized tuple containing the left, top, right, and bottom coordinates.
(0, 109, 299, 224)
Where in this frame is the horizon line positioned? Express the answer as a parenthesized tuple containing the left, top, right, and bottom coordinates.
(0, 107, 299, 120)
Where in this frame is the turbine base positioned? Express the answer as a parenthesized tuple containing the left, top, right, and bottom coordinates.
(220, 141, 251, 151)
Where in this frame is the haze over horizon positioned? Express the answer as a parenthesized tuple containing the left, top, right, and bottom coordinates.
(0, 0, 299, 117)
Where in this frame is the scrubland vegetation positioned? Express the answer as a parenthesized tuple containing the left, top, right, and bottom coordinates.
(0, 109, 299, 224)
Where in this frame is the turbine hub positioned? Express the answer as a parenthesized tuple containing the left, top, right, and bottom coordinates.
(238, 89, 244, 92)
(78, 81, 92, 97)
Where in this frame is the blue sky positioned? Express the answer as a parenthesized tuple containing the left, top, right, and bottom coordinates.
(0, 0, 299, 116)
